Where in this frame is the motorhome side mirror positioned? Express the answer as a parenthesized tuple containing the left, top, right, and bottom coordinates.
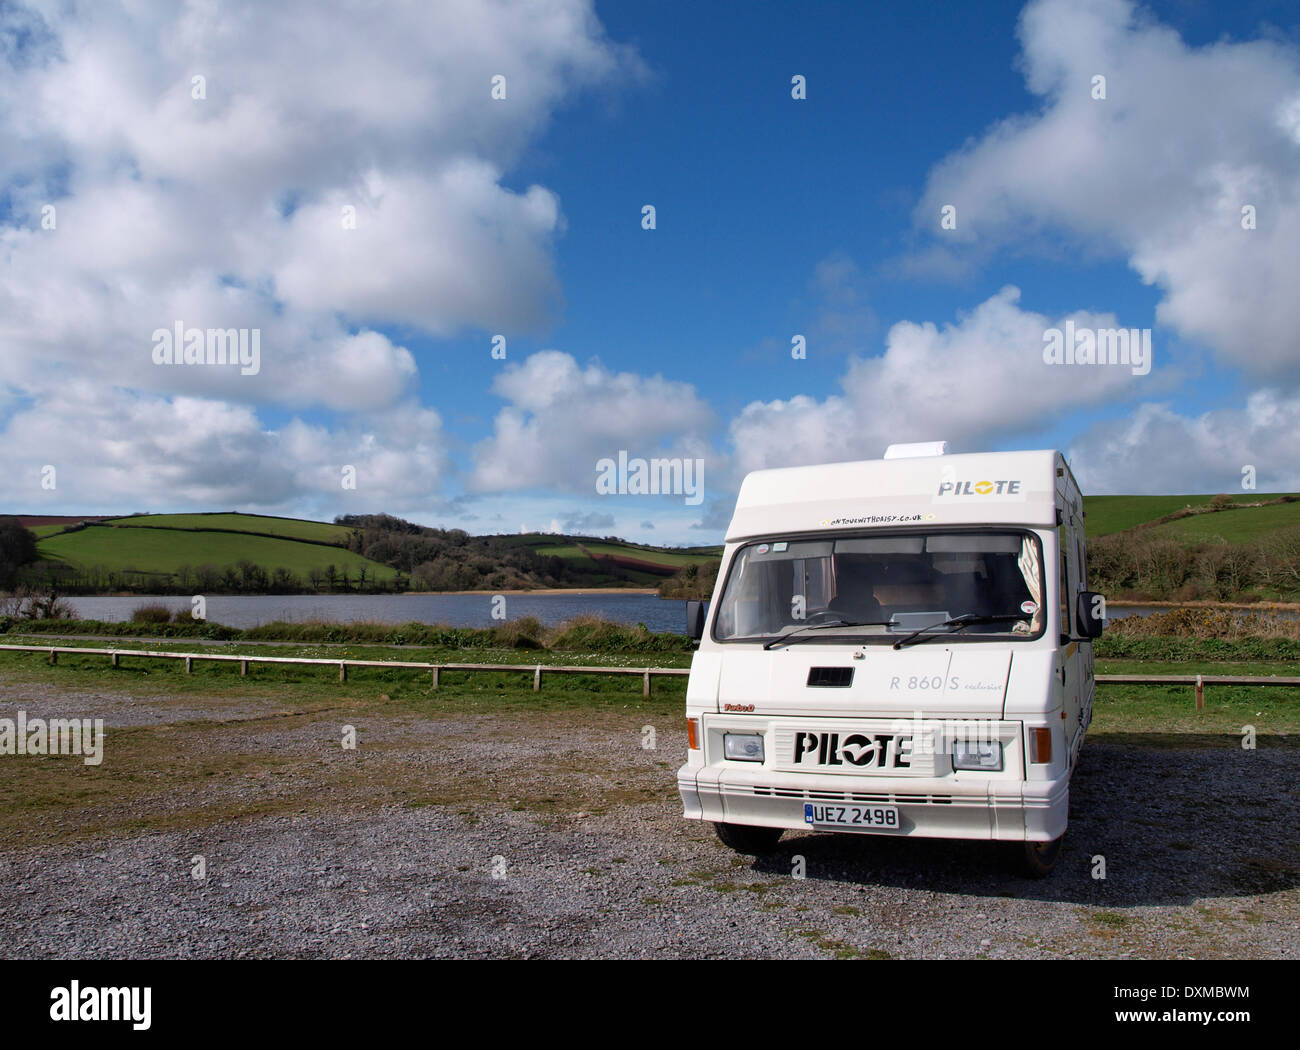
(1076, 591, 1105, 639)
(685, 600, 707, 641)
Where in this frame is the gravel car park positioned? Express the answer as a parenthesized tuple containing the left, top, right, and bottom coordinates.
(1, 681, 1296, 960)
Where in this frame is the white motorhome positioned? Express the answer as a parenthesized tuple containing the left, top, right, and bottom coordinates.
(678, 443, 1103, 877)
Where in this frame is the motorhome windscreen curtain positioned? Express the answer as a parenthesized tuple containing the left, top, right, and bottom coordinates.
(1017, 535, 1043, 634)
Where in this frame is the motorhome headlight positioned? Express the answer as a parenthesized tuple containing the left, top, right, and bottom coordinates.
(723, 733, 765, 762)
(952, 739, 1002, 771)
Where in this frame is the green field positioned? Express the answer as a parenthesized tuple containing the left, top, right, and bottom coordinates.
(500, 533, 591, 552)
(1083, 493, 1300, 539)
(1143, 500, 1300, 544)
(1082, 495, 1206, 536)
(104, 512, 353, 546)
(37, 524, 396, 583)
(503, 533, 718, 562)
(498, 532, 722, 584)
(532, 544, 599, 565)
(578, 541, 720, 567)
(29, 524, 70, 539)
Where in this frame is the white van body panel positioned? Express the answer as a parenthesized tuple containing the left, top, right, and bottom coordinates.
(712, 645, 1017, 719)
(679, 448, 1094, 847)
(725, 450, 1059, 542)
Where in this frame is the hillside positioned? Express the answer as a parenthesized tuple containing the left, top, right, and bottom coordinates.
(498, 533, 722, 586)
(1083, 495, 1300, 603)
(31, 521, 396, 593)
(1082, 493, 1300, 538)
(1082, 495, 1204, 537)
(14, 512, 724, 595)
(103, 512, 354, 546)
(1141, 500, 1300, 544)
(499, 532, 719, 564)
(337, 516, 721, 592)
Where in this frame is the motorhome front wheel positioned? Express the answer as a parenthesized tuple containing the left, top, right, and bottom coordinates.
(713, 822, 784, 855)
(1016, 836, 1064, 878)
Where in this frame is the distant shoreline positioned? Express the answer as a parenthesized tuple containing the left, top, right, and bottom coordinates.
(402, 588, 663, 597)
(52, 588, 666, 598)
(1107, 599, 1300, 611)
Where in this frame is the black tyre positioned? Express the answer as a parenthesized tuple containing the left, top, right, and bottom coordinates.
(1014, 836, 1063, 878)
(713, 822, 784, 854)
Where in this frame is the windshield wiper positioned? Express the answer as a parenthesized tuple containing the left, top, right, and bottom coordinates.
(891, 613, 1030, 650)
(763, 619, 894, 651)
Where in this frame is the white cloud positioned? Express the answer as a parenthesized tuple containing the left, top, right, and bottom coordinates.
(0, 381, 448, 514)
(0, 0, 632, 363)
(563, 510, 616, 532)
(728, 286, 1154, 478)
(1, 0, 639, 193)
(1, 381, 288, 510)
(1067, 391, 1300, 494)
(282, 331, 419, 414)
(914, 0, 1300, 377)
(0, 0, 641, 510)
(471, 350, 716, 494)
(270, 164, 564, 334)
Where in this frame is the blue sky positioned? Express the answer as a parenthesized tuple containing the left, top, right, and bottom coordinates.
(2, 0, 1299, 543)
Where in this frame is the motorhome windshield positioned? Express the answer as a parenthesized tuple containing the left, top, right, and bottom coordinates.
(712, 531, 1046, 643)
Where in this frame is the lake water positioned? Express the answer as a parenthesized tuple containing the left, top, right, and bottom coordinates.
(61, 593, 690, 634)
(52, 595, 1299, 634)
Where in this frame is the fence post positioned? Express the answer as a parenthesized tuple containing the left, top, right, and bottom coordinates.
(110, 652, 119, 668)
(1195, 674, 1204, 711)
(185, 657, 193, 674)
(431, 666, 440, 690)
(240, 660, 248, 676)
(533, 665, 542, 692)
(339, 662, 347, 683)
(48, 649, 56, 665)
(643, 669, 651, 698)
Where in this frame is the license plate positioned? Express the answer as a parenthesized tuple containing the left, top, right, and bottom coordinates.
(804, 802, 900, 831)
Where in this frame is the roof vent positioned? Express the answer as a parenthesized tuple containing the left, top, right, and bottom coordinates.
(884, 441, 949, 459)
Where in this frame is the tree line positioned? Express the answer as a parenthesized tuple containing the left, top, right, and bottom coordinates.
(1087, 525, 1300, 602)
(4, 514, 679, 595)
(335, 514, 641, 591)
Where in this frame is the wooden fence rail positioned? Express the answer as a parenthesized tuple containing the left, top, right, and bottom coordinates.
(1095, 672, 1300, 709)
(2, 643, 1298, 707)
(1095, 674, 1300, 686)
(0, 643, 689, 696)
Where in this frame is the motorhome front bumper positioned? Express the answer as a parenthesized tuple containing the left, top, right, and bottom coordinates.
(677, 763, 1068, 842)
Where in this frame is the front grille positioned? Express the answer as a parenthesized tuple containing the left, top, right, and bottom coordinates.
(748, 785, 955, 805)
